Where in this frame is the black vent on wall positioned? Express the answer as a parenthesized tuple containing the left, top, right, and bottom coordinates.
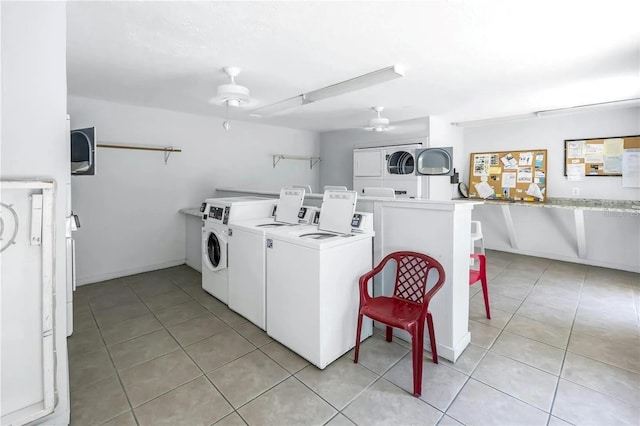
(71, 127, 96, 175)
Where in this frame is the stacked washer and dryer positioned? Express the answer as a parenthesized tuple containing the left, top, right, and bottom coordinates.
(353, 143, 423, 198)
(265, 190, 374, 369)
(201, 197, 275, 304)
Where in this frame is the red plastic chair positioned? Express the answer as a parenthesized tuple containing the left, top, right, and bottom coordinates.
(354, 251, 446, 397)
(470, 254, 491, 319)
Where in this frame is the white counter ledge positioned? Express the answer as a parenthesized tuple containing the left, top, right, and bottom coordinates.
(179, 207, 202, 217)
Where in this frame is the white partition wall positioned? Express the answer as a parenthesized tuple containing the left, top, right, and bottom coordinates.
(377, 200, 475, 362)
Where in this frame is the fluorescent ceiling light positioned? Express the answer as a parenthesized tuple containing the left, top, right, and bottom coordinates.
(250, 65, 405, 117)
(250, 95, 307, 117)
(304, 65, 405, 102)
(452, 98, 640, 127)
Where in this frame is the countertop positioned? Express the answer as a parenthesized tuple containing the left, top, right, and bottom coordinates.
(470, 197, 640, 213)
(179, 208, 202, 217)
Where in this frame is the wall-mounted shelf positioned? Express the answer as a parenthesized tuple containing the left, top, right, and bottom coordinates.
(272, 154, 321, 169)
(98, 143, 182, 165)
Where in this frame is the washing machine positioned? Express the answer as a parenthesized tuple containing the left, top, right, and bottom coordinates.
(265, 190, 374, 369)
(201, 197, 276, 303)
(227, 188, 311, 329)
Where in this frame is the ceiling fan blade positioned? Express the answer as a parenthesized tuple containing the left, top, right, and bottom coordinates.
(250, 65, 404, 117)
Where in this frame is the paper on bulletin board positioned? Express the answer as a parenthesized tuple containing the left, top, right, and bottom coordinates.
(603, 138, 624, 155)
(519, 152, 533, 166)
(489, 166, 502, 174)
(567, 163, 584, 181)
(584, 144, 604, 163)
(622, 149, 640, 188)
(474, 181, 495, 198)
(525, 183, 543, 199)
(473, 154, 492, 176)
(567, 141, 585, 158)
(501, 153, 518, 169)
(603, 155, 623, 174)
(517, 167, 532, 183)
(502, 172, 517, 188)
(535, 153, 544, 168)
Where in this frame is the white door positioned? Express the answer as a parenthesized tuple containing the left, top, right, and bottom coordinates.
(353, 149, 383, 177)
(1, 182, 56, 426)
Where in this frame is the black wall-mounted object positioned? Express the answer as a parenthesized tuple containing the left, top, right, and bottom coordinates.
(71, 127, 96, 175)
(415, 147, 453, 176)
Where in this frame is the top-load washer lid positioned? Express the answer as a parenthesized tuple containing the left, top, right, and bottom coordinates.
(318, 190, 357, 235)
(275, 187, 306, 224)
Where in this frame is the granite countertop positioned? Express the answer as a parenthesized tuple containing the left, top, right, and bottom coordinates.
(179, 207, 202, 217)
(472, 197, 640, 213)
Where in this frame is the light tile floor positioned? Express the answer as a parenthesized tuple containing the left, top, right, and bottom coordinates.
(68, 250, 640, 425)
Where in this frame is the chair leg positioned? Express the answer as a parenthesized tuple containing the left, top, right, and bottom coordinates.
(386, 326, 393, 342)
(354, 313, 363, 363)
(411, 322, 425, 397)
(481, 275, 491, 319)
(426, 312, 438, 364)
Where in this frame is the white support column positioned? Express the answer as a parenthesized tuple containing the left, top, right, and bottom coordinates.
(500, 204, 519, 249)
(574, 208, 587, 259)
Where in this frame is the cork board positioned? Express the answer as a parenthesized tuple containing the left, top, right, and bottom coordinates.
(564, 135, 640, 177)
(468, 150, 548, 202)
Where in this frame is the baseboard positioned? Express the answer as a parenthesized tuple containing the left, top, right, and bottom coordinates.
(185, 259, 202, 273)
(487, 246, 640, 273)
(76, 259, 187, 286)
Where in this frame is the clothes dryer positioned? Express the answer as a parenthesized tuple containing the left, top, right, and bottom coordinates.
(201, 197, 275, 303)
(265, 190, 374, 369)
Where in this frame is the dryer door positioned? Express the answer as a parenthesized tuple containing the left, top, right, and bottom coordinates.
(385, 149, 415, 176)
(202, 228, 227, 271)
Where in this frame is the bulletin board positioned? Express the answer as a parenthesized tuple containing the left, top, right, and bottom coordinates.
(468, 150, 548, 202)
(564, 136, 640, 177)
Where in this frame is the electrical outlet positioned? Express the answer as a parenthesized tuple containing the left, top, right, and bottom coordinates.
(572, 187, 580, 196)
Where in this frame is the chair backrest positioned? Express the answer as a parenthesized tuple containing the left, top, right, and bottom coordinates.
(387, 251, 446, 306)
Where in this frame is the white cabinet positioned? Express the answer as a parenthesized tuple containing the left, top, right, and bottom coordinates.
(353, 149, 383, 177)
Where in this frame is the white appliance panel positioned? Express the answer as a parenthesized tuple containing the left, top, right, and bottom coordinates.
(1, 183, 56, 425)
(228, 226, 268, 328)
(266, 235, 373, 368)
(353, 149, 383, 177)
(318, 190, 357, 234)
(274, 188, 305, 224)
(353, 177, 383, 196)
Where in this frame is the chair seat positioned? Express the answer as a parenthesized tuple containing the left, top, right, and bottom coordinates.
(469, 269, 482, 283)
(361, 297, 422, 330)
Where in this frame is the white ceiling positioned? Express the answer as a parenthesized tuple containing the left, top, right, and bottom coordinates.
(67, 1, 640, 132)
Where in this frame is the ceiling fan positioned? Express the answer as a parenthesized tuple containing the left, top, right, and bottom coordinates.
(364, 106, 395, 132)
(250, 65, 404, 117)
(210, 66, 251, 107)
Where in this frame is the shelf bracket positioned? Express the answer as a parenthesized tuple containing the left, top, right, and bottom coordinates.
(272, 154, 321, 169)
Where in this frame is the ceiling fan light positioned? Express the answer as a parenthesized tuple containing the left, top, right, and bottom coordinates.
(216, 83, 250, 106)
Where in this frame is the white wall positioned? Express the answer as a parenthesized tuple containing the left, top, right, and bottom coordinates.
(428, 115, 464, 200)
(462, 107, 640, 272)
(462, 107, 640, 200)
(1, 2, 70, 424)
(318, 117, 429, 190)
(69, 96, 319, 284)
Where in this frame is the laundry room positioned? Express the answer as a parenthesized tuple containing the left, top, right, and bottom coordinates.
(2, 2, 639, 426)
